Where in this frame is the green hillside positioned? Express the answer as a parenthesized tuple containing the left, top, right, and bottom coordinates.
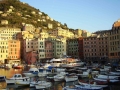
(0, 0, 68, 29)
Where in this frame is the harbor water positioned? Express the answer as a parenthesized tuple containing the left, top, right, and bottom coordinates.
(0, 67, 120, 90)
(0, 68, 78, 90)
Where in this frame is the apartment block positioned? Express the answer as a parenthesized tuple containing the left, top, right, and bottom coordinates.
(83, 33, 109, 62)
(8, 40, 20, 60)
(0, 40, 8, 63)
(67, 38, 79, 58)
(108, 19, 120, 62)
(0, 27, 21, 40)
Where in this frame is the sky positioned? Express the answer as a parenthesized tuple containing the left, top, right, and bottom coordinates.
(20, 0, 120, 33)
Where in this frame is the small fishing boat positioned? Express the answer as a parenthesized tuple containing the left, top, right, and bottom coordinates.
(23, 67, 39, 77)
(54, 72, 67, 81)
(78, 80, 108, 88)
(65, 73, 78, 82)
(5, 74, 29, 85)
(35, 81, 51, 89)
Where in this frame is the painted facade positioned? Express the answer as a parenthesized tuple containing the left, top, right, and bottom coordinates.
(67, 38, 79, 58)
(45, 41, 53, 59)
(0, 27, 21, 40)
(0, 40, 8, 63)
(8, 40, 20, 60)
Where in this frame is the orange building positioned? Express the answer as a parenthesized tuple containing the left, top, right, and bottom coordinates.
(8, 40, 21, 60)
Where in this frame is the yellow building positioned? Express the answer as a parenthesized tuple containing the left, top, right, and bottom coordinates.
(108, 19, 120, 62)
(22, 31, 34, 39)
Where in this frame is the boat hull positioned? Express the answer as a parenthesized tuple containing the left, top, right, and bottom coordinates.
(65, 76, 78, 82)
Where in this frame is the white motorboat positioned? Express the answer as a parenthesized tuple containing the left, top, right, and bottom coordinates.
(15, 80, 30, 86)
(60, 63, 74, 68)
(54, 74, 65, 81)
(50, 58, 65, 67)
(5, 74, 29, 85)
(35, 81, 51, 89)
(54, 72, 67, 81)
(23, 67, 39, 77)
(65, 73, 78, 82)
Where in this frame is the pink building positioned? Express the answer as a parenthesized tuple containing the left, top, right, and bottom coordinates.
(21, 39, 38, 64)
(8, 40, 21, 60)
(26, 51, 37, 64)
(45, 41, 53, 59)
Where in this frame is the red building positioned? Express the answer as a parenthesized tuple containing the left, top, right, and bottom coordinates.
(78, 37, 84, 60)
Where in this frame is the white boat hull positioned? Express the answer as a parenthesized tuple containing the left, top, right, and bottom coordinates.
(23, 73, 37, 77)
(6, 78, 29, 84)
(65, 76, 78, 82)
(15, 81, 30, 85)
(35, 81, 51, 89)
(54, 76, 64, 81)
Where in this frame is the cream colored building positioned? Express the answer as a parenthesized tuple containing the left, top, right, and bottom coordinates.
(37, 38, 46, 59)
(0, 27, 21, 40)
(48, 28, 74, 39)
(0, 40, 8, 63)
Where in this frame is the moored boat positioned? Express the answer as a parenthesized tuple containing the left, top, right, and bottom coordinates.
(5, 74, 30, 85)
(35, 81, 52, 89)
(23, 67, 39, 77)
(78, 80, 108, 88)
(0, 75, 6, 82)
(65, 73, 78, 82)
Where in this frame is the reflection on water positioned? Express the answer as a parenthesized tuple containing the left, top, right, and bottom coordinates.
(0, 68, 67, 90)
(0, 82, 6, 89)
(0, 68, 23, 78)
